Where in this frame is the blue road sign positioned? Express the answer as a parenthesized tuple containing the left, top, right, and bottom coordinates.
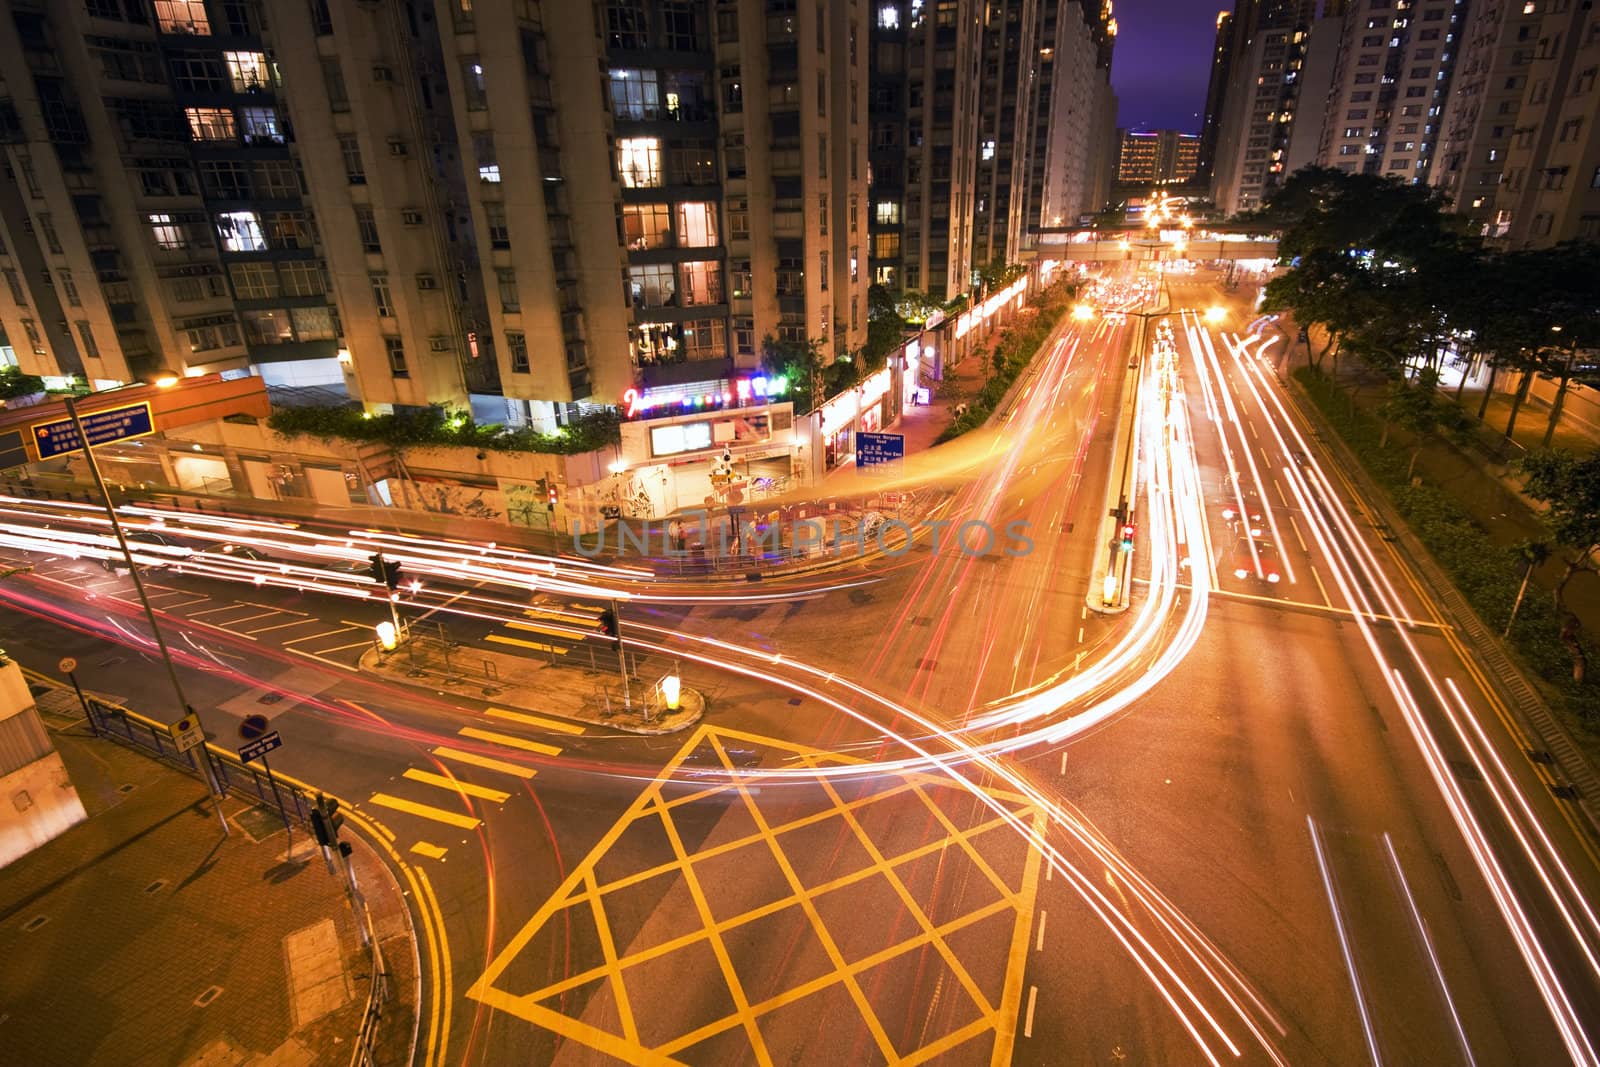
(31, 402, 155, 459)
(855, 431, 905, 472)
(0, 429, 26, 470)
(238, 730, 282, 764)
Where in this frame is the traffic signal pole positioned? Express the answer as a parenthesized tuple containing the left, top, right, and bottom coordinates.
(611, 599, 631, 710)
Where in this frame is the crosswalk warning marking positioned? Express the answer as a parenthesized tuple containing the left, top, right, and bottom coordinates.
(411, 841, 448, 860)
(486, 633, 569, 655)
(404, 767, 512, 803)
(368, 792, 482, 830)
(431, 746, 537, 779)
(486, 707, 585, 735)
(459, 726, 563, 757)
(506, 618, 582, 640)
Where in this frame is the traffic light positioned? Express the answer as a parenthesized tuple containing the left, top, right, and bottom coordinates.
(598, 607, 620, 649)
(1120, 523, 1136, 552)
(368, 553, 401, 591)
(547, 483, 559, 511)
(310, 794, 345, 847)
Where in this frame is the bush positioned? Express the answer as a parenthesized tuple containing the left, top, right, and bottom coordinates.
(1295, 367, 1600, 724)
(0, 368, 46, 400)
(266, 404, 621, 456)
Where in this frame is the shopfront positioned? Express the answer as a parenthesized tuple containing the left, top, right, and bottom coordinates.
(813, 367, 893, 474)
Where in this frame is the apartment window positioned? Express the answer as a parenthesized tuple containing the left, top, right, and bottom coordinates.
(356, 275, 393, 325)
(323, 57, 348, 111)
(1559, 118, 1583, 142)
(624, 204, 673, 249)
(875, 201, 900, 224)
(268, 211, 316, 250)
(339, 135, 366, 185)
(224, 50, 270, 91)
(728, 197, 749, 239)
(463, 59, 489, 110)
(239, 108, 283, 144)
(849, 247, 858, 282)
(676, 201, 718, 247)
(629, 263, 676, 307)
(507, 330, 529, 372)
(668, 145, 717, 185)
(850, 194, 858, 233)
(241, 308, 292, 344)
(354, 206, 381, 253)
(279, 261, 326, 297)
(148, 212, 187, 250)
(386, 336, 408, 377)
(229, 261, 278, 299)
(873, 233, 900, 258)
(37, 214, 62, 255)
(21, 319, 45, 355)
(716, 9, 738, 42)
(682, 318, 724, 360)
(819, 251, 829, 291)
(474, 133, 501, 183)
(155, 0, 210, 34)
(819, 193, 828, 235)
(201, 160, 250, 198)
(1576, 68, 1598, 95)
(606, 0, 648, 49)
(661, 0, 698, 50)
(186, 107, 235, 143)
(167, 275, 206, 302)
(722, 68, 742, 114)
(256, 160, 300, 199)
(1532, 212, 1553, 237)
(217, 210, 266, 252)
(734, 317, 754, 355)
(485, 203, 510, 249)
(2, 269, 23, 305)
(292, 306, 336, 341)
(878, 5, 898, 29)
(1542, 167, 1569, 190)
(731, 259, 752, 297)
(618, 137, 661, 187)
(496, 268, 520, 312)
(817, 74, 827, 117)
(1405, 86, 1427, 97)
(75, 322, 100, 360)
(609, 69, 660, 119)
(818, 135, 828, 178)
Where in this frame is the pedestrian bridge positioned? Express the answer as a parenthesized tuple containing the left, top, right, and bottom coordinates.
(1033, 232, 1279, 263)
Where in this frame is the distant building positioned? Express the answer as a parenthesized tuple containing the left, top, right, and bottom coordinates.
(1116, 129, 1201, 184)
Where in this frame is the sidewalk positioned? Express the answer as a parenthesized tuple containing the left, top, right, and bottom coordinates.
(0, 693, 416, 1067)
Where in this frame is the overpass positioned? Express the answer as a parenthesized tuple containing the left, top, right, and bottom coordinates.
(1032, 231, 1279, 263)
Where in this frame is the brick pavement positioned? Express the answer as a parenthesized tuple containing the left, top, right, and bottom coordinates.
(0, 705, 415, 1067)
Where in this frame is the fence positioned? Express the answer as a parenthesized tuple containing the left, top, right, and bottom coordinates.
(77, 694, 391, 1067)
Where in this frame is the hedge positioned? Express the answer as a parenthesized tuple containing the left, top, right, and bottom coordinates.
(266, 404, 621, 456)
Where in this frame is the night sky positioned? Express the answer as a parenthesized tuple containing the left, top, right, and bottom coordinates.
(1110, 0, 1224, 133)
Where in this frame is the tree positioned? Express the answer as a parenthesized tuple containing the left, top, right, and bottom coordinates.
(1379, 369, 1442, 480)
(1517, 449, 1600, 682)
(892, 289, 942, 325)
(760, 334, 827, 415)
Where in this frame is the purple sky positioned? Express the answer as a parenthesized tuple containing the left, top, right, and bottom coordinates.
(1110, 0, 1224, 133)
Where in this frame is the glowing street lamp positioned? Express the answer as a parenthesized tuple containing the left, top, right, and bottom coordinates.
(1204, 306, 1227, 324)
(661, 673, 682, 711)
(376, 620, 398, 651)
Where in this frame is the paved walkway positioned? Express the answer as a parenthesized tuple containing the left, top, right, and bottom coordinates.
(0, 690, 416, 1067)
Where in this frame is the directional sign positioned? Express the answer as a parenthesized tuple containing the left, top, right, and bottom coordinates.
(855, 431, 905, 473)
(238, 731, 282, 764)
(31, 402, 155, 459)
(0, 429, 26, 470)
(238, 713, 270, 741)
(169, 713, 206, 754)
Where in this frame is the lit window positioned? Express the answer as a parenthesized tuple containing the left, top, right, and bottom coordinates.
(216, 210, 266, 252)
(238, 108, 283, 144)
(147, 213, 187, 250)
(608, 69, 661, 120)
(877, 5, 898, 30)
(474, 133, 500, 183)
(224, 51, 271, 92)
(618, 137, 661, 188)
(678, 260, 723, 305)
(186, 107, 236, 142)
(981, 139, 995, 161)
(623, 204, 673, 249)
(155, 0, 210, 34)
(675, 201, 719, 247)
(875, 200, 900, 224)
(462, 59, 488, 110)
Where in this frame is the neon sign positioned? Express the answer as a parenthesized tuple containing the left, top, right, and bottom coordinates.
(623, 374, 787, 419)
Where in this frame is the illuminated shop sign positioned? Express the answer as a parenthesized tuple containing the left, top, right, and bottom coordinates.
(622, 374, 789, 418)
(817, 368, 892, 438)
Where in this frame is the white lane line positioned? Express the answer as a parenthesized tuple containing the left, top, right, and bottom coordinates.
(315, 639, 377, 653)
(1035, 910, 1047, 951)
(1384, 833, 1477, 1067)
(1059, 751, 1068, 776)
(245, 618, 326, 635)
(1024, 985, 1038, 1038)
(284, 627, 355, 645)
(1077, 626, 1084, 643)
(1308, 815, 1383, 1067)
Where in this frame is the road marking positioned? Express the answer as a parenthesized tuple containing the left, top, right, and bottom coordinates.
(411, 841, 448, 860)
(431, 746, 538, 779)
(369, 792, 482, 830)
(1076, 626, 1084, 643)
(485, 633, 570, 655)
(284, 627, 355, 645)
(316, 639, 377, 654)
(1059, 751, 1067, 776)
(188, 603, 256, 617)
(1035, 910, 1047, 951)
(459, 726, 563, 757)
(486, 707, 585, 735)
(284, 647, 358, 672)
(507, 618, 582, 640)
(404, 768, 511, 803)
(1384, 833, 1476, 1067)
(212, 609, 282, 625)
(1289, 514, 1308, 551)
(1309, 565, 1331, 606)
(245, 618, 325, 635)
(1024, 985, 1038, 1038)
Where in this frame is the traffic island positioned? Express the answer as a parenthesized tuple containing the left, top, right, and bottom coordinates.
(358, 637, 706, 735)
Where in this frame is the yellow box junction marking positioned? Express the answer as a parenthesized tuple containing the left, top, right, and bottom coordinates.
(485, 633, 568, 655)
(466, 724, 1046, 1066)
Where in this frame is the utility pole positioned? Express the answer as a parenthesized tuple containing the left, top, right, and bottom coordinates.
(65, 396, 229, 835)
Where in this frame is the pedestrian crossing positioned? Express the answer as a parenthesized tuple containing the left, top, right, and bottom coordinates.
(366, 705, 588, 857)
(483, 598, 606, 658)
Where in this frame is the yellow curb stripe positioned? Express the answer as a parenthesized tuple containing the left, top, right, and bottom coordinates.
(459, 726, 563, 757)
(485, 707, 585, 735)
(485, 633, 569, 655)
(368, 792, 482, 830)
(431, 746, 538, 779)
(403, 767, 512, 803)
(410, 841, 448, 860)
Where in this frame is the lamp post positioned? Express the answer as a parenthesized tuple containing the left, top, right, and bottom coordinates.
(64, 394, 229, 835)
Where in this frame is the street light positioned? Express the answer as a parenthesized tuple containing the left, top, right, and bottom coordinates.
(1205, 306, 1227, 324)
(1072, 304, 1095, 321)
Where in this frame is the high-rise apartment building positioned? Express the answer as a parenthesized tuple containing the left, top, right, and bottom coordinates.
(0, 0, 869, 423)
(1209, 0, 1319, 214)
(1199, 10, 1237, 184)
(971, 0, 1039, 270)
(1314, 0, 1468, 186)
(1433, 0, 1600, 247)
(1028, 0, 1118, 228)
(1116, 129, 1200, 183)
